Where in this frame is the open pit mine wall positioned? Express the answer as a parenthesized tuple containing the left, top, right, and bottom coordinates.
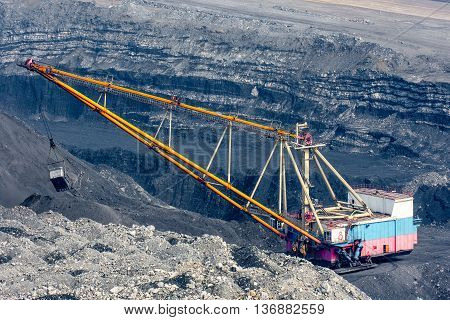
(0, 0, 448, 223)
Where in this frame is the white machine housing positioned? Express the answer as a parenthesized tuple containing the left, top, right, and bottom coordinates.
(348, 188, 413, 218)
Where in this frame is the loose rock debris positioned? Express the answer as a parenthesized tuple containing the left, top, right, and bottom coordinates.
(0, 205, 368, 300)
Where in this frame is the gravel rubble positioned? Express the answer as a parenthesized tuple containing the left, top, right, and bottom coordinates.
(0, 205, 368, 300)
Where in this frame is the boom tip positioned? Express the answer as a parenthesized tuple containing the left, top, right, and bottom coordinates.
(17, 58, 35, 70)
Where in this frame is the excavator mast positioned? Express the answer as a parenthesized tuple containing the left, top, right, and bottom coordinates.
(20, 58, 390, 267)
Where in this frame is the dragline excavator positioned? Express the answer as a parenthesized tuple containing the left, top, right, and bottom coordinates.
(19, 58, 419, 273)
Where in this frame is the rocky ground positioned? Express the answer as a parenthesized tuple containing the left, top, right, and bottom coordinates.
(0, 205, 367, 300)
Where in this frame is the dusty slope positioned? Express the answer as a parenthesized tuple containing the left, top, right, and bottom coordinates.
(0, 112, 166, 214)
(0, 112, 283, 249)
(303, 0, 450, 20)
(0, 205, 367, 300)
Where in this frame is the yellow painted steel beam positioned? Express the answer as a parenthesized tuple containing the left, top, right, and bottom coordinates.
(37, 71, 284, 238)
(31, 66, 321, 244)
(32, 63, 298, 138)
(284, 142, 324, 235)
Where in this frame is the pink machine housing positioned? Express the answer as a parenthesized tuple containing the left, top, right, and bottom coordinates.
(316, 188, 418, 263)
